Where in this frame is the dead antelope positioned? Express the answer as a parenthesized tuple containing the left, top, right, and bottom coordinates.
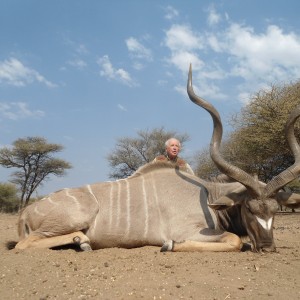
(15, 65, 300, 253)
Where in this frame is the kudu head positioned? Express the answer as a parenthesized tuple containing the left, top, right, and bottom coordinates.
(187, 64, 300, 252)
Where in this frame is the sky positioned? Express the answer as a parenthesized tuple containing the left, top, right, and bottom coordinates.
(1, 0, 300, 196)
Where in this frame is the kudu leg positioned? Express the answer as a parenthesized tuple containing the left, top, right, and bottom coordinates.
(15, 231, 92, 251)
(161, 232, 242, 252)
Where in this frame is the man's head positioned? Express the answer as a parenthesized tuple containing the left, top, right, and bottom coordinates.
(165, 138, 181, 160)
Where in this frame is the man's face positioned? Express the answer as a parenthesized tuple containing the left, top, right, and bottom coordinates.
(166, 139, 180, 160)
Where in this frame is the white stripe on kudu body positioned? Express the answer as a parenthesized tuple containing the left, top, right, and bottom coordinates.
(86, 184, 98, 204)
(151, 173, 166, 241)
(125, 179, 131, 237)
(108, 182, 114, 232)
(34, 205, 46, 217)
(142, 176, 149, 239)
(116, 180, 122, 228)
(65, 188, 80, 207)
(47, 196, 58, 206)
(34, 195, 58, 217)
(86, 185, 99, 236)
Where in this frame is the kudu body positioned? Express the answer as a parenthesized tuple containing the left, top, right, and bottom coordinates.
(16, 65, 300, 252)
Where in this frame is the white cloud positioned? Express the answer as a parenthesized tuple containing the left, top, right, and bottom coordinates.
(97, 55, 136, 87)
(237, 92, 252, 105)
(117, 104, 127, 111)
(206, 34, 223, 52)
(223, 24, 300, 82)
(164, 23, 226, 99)
(0, 58, 57, 87)
(174, 84, 186, 96)
(67, 58, 87, 69)
(0, 102, 45, 120)
(115, 69, 132, 83)
(76, 44, 89, 55)
(132, 62, 144, 70)
(126, 37, 152, 61)
(164, 5, 179, 20)
(207, 5, 221, 27)
(195, 81, 227, 100)
(164, 24, 204, 52)
(175, 79, 226, 100)
(157, 79, 168, 86)
(163, 11, 300, 102)
(169, 51, 204, 73)
(201, 66, 226, 81)
(164, 24, 206, 73)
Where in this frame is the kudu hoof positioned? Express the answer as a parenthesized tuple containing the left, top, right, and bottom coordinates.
(80, 242, 92, 251)
(160, 240, 174, 252)
(73, 236, 92, 251)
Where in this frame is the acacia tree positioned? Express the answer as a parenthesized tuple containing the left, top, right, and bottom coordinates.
(194, 80, 300, 184)
(0, 137, 72, 208)
(228, 81, 300, 182)
(107, 127, 189, 179)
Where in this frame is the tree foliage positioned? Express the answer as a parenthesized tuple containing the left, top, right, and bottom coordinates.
(228, 81, 300, 181)
(107, 127, 189, 179)
(194, 147, 218, 179)
(0, 137, 72, 207)
(195, 80, 300, 183)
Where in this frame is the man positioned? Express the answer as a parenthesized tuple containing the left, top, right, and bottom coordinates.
(153, 138, 194, 175)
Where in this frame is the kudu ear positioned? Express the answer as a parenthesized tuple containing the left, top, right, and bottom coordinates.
(276, 191, 300, 209)
(208, 196, 235, 210)
(208, 185, 247, 210)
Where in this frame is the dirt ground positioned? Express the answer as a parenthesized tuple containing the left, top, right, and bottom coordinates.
(0, 212, 299, 300)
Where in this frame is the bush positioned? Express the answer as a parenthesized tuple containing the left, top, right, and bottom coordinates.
(0, 183, 19, 213)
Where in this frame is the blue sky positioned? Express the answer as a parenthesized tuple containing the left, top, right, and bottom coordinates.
(1, 0, 300, 195)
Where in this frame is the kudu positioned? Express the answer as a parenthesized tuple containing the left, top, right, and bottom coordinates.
(15, 65, 300, 253)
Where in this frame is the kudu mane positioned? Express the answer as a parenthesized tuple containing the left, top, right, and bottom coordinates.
(129, 161, 189, 178)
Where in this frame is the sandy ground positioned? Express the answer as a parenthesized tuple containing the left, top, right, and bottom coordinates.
(0, 212, 299, 300)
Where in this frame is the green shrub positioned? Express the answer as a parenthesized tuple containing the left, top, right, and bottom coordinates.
(0, 182, 19, 213)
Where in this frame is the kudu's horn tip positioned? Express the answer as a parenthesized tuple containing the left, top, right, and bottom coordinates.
(187, 63, 193, 89)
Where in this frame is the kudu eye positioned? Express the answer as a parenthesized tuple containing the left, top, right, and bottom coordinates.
(245, 203, 252, 213)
